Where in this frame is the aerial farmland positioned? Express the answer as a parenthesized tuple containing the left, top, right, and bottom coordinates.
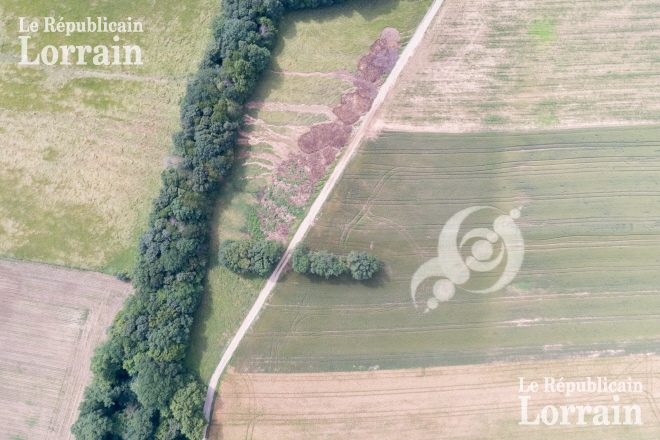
(210, 0, 660, 438)
(3, 0, 660, 438)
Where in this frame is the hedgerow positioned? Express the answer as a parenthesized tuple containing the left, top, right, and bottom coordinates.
(72, 0, 350, 438)
(292, 244, 382, 280)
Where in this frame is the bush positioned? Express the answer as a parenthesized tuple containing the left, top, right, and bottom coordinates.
(291, 244, 310, 274)
(218, 239, 283, 276)
(292, 245, 381, 280)
(309, 250, 346, 278)
(346, 251, 381, 280)
(114, 271, 131, 282)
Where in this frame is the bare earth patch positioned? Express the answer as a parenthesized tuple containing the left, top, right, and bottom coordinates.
(249, 29, 402, 242)
(0, 260, 131, 439)
(212, 356, 660, 439)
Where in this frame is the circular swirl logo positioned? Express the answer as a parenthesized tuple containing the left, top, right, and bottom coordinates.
(410, 206, 524, 311)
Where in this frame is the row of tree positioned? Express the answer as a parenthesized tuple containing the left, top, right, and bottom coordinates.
(292, 245, 381, 280)
(72, 0, 351, 439)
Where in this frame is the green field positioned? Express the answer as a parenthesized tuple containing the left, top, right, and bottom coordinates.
(233, 126, 660, 372)
(0, 0, 218, 272)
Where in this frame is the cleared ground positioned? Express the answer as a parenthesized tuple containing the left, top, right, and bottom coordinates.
(375, 0, 660, 133)
(0, 0, 218, 272)
(211, 355, 660, 439)
(0, 260, 131, 440)
(233, 127, 660, 372)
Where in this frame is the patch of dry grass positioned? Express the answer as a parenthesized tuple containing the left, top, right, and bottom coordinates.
(380, 0, 660, 132)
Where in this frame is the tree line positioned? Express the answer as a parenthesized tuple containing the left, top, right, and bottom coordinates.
(292, 244, 381, 280)
(72, 0, 352, 439)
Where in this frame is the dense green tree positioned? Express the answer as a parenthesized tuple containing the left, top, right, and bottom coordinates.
(309, 250, 346, 278)
(74, 0, 353, 438)
(218, 239, 252, 272)
(346, 251, 381, 280)
(248, 240, 283, 275)
(71, 409, 114, 440)
(170, 380, 207, 440)
(291, 244, 310, 273)
(292, 246, 381, 280)
(130, 359, 183, 410)
(122, 407, 155, 440)
(218, 239, 283, 275)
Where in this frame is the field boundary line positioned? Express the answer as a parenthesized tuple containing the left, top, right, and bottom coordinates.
(202, 0, 446, 432)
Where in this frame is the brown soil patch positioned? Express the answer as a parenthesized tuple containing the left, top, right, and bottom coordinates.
(358, 38, 400, 82)
(258, 30, 401, 242)
(299, 29, 401, 156)
(333, 91, 375, 124)
(298, 122, 352, 154)
(211, 356, 660, 439)
(0, 260, 131, 440)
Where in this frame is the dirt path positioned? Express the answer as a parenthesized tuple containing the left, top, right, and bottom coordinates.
(202, 0, 448, 432)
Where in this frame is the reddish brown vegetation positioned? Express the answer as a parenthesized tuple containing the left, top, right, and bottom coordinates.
(260, 28, 401, 241)
(298, 122, 352, 153)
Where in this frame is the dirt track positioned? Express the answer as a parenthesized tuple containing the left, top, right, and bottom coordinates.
(0, 260, 130, 439)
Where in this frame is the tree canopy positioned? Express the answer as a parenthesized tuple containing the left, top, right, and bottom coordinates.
(218, 239, 283, 276)
(291, 244, 382, 280)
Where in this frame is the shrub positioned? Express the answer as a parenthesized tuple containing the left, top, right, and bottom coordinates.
(346, 251, 381, 280)
(219, 239, 283, 276)
(292, 246, 381, 280)
(291, 244, 310, 274)
(309, 250, 347, 278)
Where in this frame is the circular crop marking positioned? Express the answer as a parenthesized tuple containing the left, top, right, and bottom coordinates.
(410, 205, 525, 311)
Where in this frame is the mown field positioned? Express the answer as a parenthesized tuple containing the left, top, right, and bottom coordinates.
(212, 356, 660, 439)
(185, 0, 433, 384)
(0, 0, 217, 272)
(377, 0, 660, 133)
(232, 126, 660, 373)
(0, 260, 130, 440)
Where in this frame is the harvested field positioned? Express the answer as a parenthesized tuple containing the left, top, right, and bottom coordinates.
(0, 260, 131, 440)
(233, 127, 660, 373)
(377, 0, 660, 133)
(212, 355, 660, 439)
